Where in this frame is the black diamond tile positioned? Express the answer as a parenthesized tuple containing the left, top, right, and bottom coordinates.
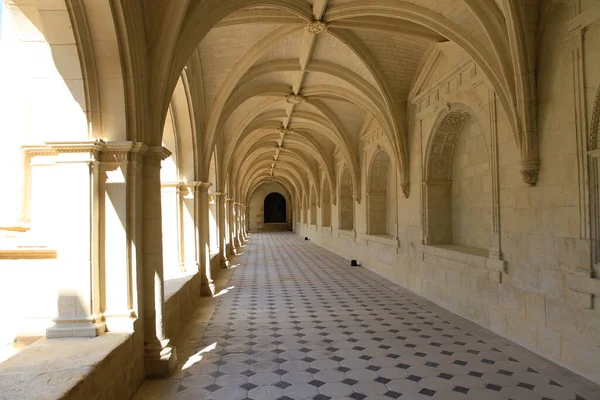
(438, 373, 453, 380)
(210, 371, 225, 378)
(517, 382, 535, 390)
(331, 356, 344, 362)
(274, 369, 288, 375)
(309, 379, 325, 387)
(453, 360, 467, 366)
(385, 391, 402, 399)
(313, 395, 331, 400)
(396, 363, 410, 369)
(242, 370, 255, 377)
(441, 350, 454, 356)
(205, 384, 222, 392)
(497, 369, 513, 376)
(419, 388, 436, 396)
(342, 378, 358, 386)
(486, 383, 502, 391)
(359, 355, 372, 361)
(366, 365, 381, 372)
(481, 358, 495, 364)
(240, 382, 257, 391)
(349, 393, 367, 400)
(549, 380, 563, 387)
(338, 366, 351, 373)
(275, 381, 291, 389)
(527, 367, 539, 373)
(306, 367, 319, 374)
(425, 361, 439, 368)
(469, 371, 483, 378)
(453, 386, 469, 394)
(415, 352, 427, 357)
(303, 357, 316, 363)
(375, 377, 391, 384)
(407, 375, 422, 382)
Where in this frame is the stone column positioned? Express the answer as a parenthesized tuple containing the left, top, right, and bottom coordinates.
(241, 205, 247, 242)
(234, 202, 242, 251)
(142, 146, 177, 378)
(217, 193, 229, 268)
(179, 183, 199, 274)
(35, 140, 106, 338)
(226, 197, 236, 256)
(99, 142, 146, 332)
(195, 182, 214, 296)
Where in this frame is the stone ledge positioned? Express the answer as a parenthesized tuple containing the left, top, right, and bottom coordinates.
(0, 331, 143, 400)
(423, 244, 506, 282)
(0, 247, 57, 259)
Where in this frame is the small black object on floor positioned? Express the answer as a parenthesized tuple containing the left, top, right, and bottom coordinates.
(304, 237, 309, 240)
(351, 259, 359, 267)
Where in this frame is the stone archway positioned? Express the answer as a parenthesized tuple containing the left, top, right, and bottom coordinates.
(264, 192, 286, 224)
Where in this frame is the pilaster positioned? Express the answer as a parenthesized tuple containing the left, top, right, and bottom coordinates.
(99, 141, 147, 332)
(216, 193, 229, 268)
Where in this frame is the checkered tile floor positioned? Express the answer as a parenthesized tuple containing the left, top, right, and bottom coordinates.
(140, 232, 600, 400)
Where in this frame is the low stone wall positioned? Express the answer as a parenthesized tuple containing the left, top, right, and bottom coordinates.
(164, 273, 202, 341)
(0, 330, 144, 400)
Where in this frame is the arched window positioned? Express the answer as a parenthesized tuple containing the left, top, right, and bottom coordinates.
(339, 167, 354, 230)
(321, 178, 331, 227)
(367, 150, 392, 236)
(264, 192, 286, 223)
(310, 186, 317, 225)
(423, 108, 492, 250)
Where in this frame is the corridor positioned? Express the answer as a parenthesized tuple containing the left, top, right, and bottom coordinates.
(135, 233, 600, 400)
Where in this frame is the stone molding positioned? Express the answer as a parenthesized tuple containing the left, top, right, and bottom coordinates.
(145, 146, 172, 166)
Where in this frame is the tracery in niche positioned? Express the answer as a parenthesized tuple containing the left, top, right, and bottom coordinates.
(310, 185, 317, 226)
(263, 192, 286, 224)
(339, 166, 354, 230)
(423, 107, 492, 251)
(367, 149, 394, 236)
(321, 178, 331, 227)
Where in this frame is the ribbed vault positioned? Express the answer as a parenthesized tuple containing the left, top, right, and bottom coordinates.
(153, 0, 541, 211)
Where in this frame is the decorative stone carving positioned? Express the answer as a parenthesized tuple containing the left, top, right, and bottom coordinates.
(285, 94, 305, 105)
(519, 160, 540, 186)
(590, 87, 600, 150)
(439, 111, 470, 131)
(306, 20, 328, 34)
(401, 183, 410, 199)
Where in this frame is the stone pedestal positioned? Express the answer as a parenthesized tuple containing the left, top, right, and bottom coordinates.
(24, 141, 107, 338)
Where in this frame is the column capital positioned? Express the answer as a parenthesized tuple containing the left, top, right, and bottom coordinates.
(100, 141, 148, 164)
(208, 191, 223, 197)
(23, 139, 107, 162)
(145, 146, 172, 166)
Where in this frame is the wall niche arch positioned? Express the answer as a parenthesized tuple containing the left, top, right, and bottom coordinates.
(339, 166, 354, 230)
(367, 149, 393, 236)
(321, 177, 331, 227)
(264, 192, 286, 224)
(310, 185, 317, 226)
(423, 106, 495, 253)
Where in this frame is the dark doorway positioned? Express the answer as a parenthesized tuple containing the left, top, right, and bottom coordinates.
(264, 193, 286, 223)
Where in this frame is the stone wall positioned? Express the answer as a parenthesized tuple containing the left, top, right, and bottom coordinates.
(298, 3, 600, 384)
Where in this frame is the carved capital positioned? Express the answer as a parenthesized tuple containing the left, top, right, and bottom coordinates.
(519, 159, 540, 186)
(285, 94, 306, 105)
(400, 183, 410, 199)
(145, 146, 172, 167)
(306, 20, 328, 34)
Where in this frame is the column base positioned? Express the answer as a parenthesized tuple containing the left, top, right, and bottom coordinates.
(220, 255, 230, 269)
(201, 282, 216, 297)
(145, 340, 178, 378)
(46, 318, 106, 338)
(226, 243, 237, 256)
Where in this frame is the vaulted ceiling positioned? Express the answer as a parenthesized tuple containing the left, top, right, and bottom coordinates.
(156, 0, 538, 203)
